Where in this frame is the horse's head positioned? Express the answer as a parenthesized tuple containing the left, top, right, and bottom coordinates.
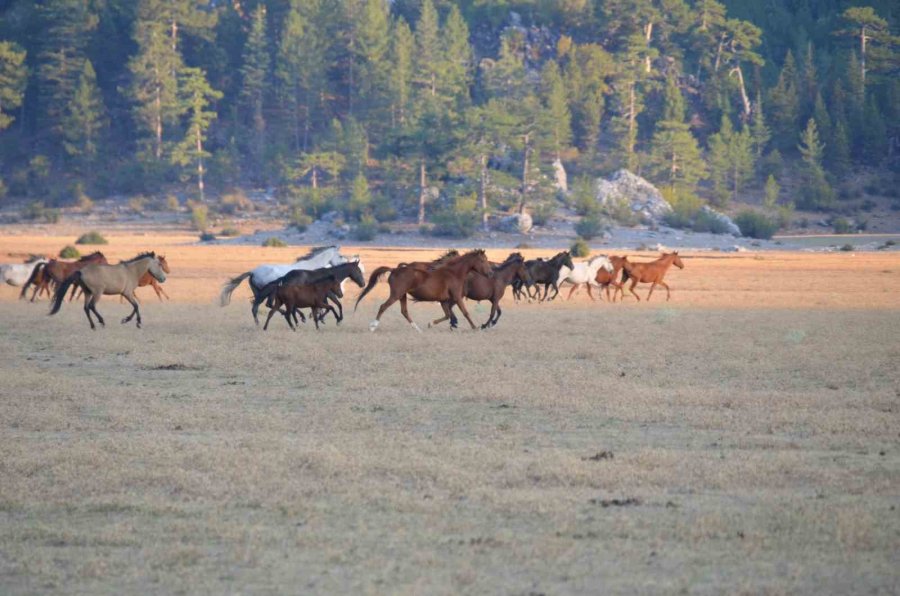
(671, 251, 684, 269)
(558, 251, 575, 270)
(348, 260, 366, 288)
(158, 255, 171, 274)
(470, 249, 493, 276)
(514, 258, 533, 286)
(147, 255, 167, 283)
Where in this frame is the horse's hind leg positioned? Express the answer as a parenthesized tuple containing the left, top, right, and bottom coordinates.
(566, 284, 578, 300)
(398, 295, 421, 333)
(659, 281, 671, 301)
(628, 279, 641, 301)
(585, 284, 596, 301)
(429, 301, 453, 328)
(454, 296, 478, 330)
(646, 282, 657, 302)
(370, 293, 400, 332)
(83, 295, 96, 330)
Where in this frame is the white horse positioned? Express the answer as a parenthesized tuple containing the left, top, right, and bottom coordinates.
(0, 258, 47, 287)
(556, 255, 613, 301)
(219, 245, 354, 324)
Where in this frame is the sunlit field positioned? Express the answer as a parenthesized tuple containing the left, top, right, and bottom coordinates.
(1, 233, 898, 594)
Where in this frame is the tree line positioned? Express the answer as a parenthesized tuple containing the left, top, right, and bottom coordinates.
(0, 0, 897, 230)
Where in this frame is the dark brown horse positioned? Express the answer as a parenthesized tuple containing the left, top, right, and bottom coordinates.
(594, 255, 629, 302)
(21, 251, 107, 301)
(263, 277, 342, 331)
(433, 252, 531, 330)
(621, 252, 684, 301)
(356, 249, 493, 332)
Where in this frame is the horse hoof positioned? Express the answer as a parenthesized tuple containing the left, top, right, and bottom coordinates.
(369, 320, 379, 332)
(410, 322, 422, 333)
(121, 318, 128, 324)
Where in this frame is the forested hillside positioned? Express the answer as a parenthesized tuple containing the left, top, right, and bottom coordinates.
(0, 0, 897, 234)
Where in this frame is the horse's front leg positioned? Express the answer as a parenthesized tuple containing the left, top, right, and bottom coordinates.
(399, 295, 421, 333)
(453, 291, 478, 330)
(646, 282, 657, 301)
(429, 301, 453, 328)
(659, 281, 671, 301)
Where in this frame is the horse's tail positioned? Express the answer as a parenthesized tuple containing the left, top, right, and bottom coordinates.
(220, 271, 252, 306)
(20, 262, 45, 299)
(49, 271, 80, 316)
(354, 266, 393, 311)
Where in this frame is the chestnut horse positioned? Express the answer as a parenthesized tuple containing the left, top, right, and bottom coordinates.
(20, 251, 107, 301)
(434, 252, 532, 330)
(594, 255, 629, 302)
(133, 255, 171, 302)
(356, 249, 493, 332)
(621, 252, 684, 301)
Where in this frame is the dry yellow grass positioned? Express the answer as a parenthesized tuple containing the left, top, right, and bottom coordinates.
(0, 230, 899, 594)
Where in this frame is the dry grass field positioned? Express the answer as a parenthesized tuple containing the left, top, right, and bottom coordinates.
(1, 231, 899, 594)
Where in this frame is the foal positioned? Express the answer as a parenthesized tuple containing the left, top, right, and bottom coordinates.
(263, 277, 341, 331)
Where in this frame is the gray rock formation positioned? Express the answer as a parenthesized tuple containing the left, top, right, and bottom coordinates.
(595, 169, 672, 224)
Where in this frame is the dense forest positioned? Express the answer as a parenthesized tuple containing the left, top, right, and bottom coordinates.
(0, 0, 898, 235)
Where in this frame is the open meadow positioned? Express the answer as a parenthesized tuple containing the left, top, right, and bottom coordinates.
(1, 232, 899, 594)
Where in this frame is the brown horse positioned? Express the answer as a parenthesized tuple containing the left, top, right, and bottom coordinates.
(621, 252, 684, 301)
(594, 255, 629, 302)
(21, 251, 107, 301)
(433, 252, 531, 330)
(356, 249, 493, 332)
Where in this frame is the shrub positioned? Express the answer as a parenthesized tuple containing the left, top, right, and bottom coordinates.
(129, 197, 145, 214)
(429, 210, 477, 238)
(75, 231, 108, 245)
(219, 227, 241, 237)
(166, 195, 181, 211)
(291, 208, 313, 232)
(262, 237, 287, 247)
(570, 176, 598, 215)
(602, 196, 640, 226)
(351, 215, 378, 241)
(530, 201, 556, 226)
(831, 217, 854, 234)
(570, 238, 590, 257)
(574, 214, 605, 240)
(219, 191, 253, 214)
(839, 243, 854, 252)
(199, 232, 216, 242)
(59, 245, 80, 259)
(734, 210, 779, 239)
(372, 196, 398, 222)
(191, 204, 209, 231)
(24, 201, 60, 223)
(692, 210, 732, 235)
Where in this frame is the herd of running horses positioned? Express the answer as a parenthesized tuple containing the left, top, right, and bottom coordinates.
(1, 245, 684, 331)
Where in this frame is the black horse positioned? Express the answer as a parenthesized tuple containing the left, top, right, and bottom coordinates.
(257, 260, 365, 323)
(512, 251, 574, 302)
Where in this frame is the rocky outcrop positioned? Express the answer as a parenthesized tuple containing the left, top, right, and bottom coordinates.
(553, 158, 568, 192)
(595, 170, 672, 224)
(495, 212, 533, 234)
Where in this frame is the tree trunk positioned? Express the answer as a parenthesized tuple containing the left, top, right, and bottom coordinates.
(196, 126, 205, 203)
(519, 133, 530, 214)
(311, 167, 318, 189)
(731, 66, 751, 121)
(860, 26, 867, 86)
(154, 85, 162, 160)
(418, 160, 426, 225)
(714, 34, 725, 72)
(644, 22, 654, 73)
(627, 82, 637, 170)
(480, 153, 488, 231)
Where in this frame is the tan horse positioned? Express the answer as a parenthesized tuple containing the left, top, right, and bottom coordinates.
(594, 255, 629, 302)
(621, 252, 684, 301)
(49, 252, 168, 329)
(356, 250, 493, 332)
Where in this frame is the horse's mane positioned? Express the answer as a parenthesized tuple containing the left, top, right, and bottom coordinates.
(499, 252, 523, 265)
(294, 245, 336, 262)
(78, 251, 106, 261)
(120, 251, 156, 264)
(431, 249, 460, 264)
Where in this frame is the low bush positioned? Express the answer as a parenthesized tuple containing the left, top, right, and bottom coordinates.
(831, 217, 854, 234)
(199, 232, 216, 242)
(428, 210, 477, 238)
(262, 237, 287, 247)
(219, 227, 241, 237)
(351, 215, 378, 241)
(734, 210, 779, 239)
(59, 245, 80, 258)
(574, 215, 605, 240)
(570, 238, 590, 257)
(75, 231, 108, 245)
(691, 209, 732, 234)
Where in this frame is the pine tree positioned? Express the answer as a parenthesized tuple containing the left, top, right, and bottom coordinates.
(798, 118, 824, 167)
(62, 60, 107, 169)
(835, 7, 891, 87)
(0, 41, 27, 131)
(749, 92, 770, 158)
(128, 0, 185, 160)
(862, 97, 887, 164)
(441, 5, 472, 110)
(170, 67, 222, 202)
(387, 18, 414, 126)
(763, 174, 780, 209)
(347, 172, 371, 219)
(36, 0, 98, 145)
(352, 0, 390, 126)
(827, 117, 851, 178)
(812, 92, 832, 148)
(767, 50, 799, 148)
(564, 43, 611, 160)
(240, 4, 270, 176)
(413, 0, 440, 101)
(797, 118, 835, 210)
(539, 60, 571, 162)
(707, 115, 753, 205)
(647, 75, 706, 193)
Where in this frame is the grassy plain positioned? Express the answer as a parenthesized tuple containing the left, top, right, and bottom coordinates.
(0, 231, 898, 594)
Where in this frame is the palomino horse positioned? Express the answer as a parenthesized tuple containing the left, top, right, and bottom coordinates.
(513, 252, 574, 302)
(594, 255, 629, 302)
(20, 251, 107, 301)
(434, 252, 531, 330)
(49, 252, 167, 329)
(219, 245, 351, 325)
(1, 256, 48, 289)
(77, 254, 171, 304)
(356, 250, 493, 332)
(621, 252, 684, 301)
(557, 255, 614, 301)
(259, 260, 366, 323)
